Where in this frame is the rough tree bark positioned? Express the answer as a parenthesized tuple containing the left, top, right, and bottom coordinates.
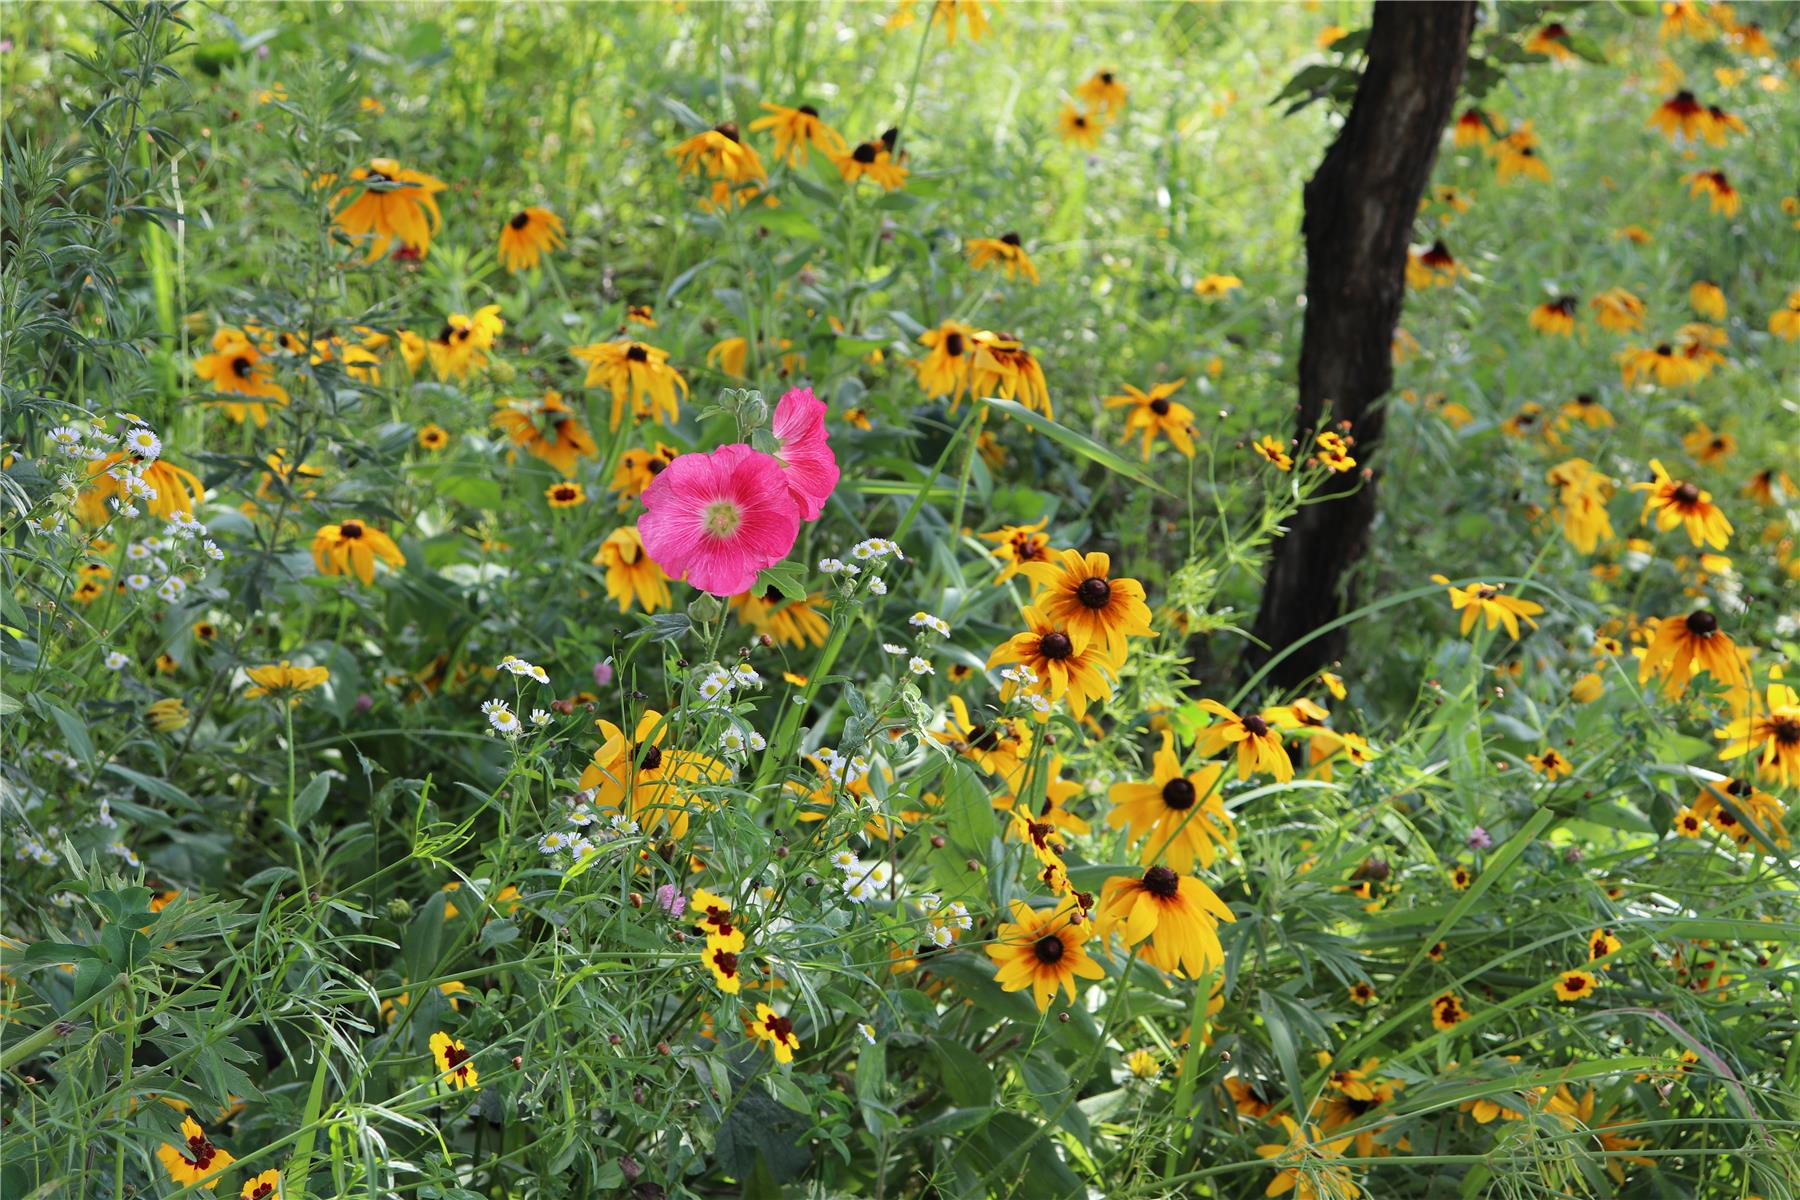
(1245, 0, 1478, 689)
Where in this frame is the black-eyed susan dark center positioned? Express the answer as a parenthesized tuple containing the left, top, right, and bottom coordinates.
(340, 521, 364, 540)
(1076, 577, 1112, 609)
(852, 142, 878, 164)
(1242, 714, 1270, 737)
(1142, 866, 1179, 898)
(1033, 933, 1065, 963)
(1685, 610, 1718, 637)
(1161, 777, 1196, 810)
(944, 331, 965, 357)
(626, 344, 649, 363)
(510, 211, 530, 230)
(1039, 632, 1074, 660)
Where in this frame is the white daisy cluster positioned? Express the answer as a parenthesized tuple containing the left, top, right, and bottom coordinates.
(107, 840, 142, 868)
(815, 746, 872, 788)
(717, 723, 768, 759)
(999, 664, 1052, 715)
(908, 611, 950, 637)
(39, 748, 79, 770)
(537, 804, 636, 865)
(836, 853, 892, 903)
(693, 660, 763, 706)
(12, 834, 57, 866)
(497, 654, 551, 685)
(919, 892, 974, 948)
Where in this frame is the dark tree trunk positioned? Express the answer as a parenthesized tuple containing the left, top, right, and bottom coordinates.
(1245, 0, 1477, 689)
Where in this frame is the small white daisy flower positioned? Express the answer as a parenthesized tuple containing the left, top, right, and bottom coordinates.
(48, 426, 82, 454)
(538, 830, 570, 854)
(203, 540, 225, 561)
(155, 577, 186, 602)
(104, 651, 130, 670)
(530, 708, 552, 726)
(126, 541, 151, 561)
(842, 877, 873, 903)
(929, 924, 955, 948)
(829, 849, 862, 872)
(124, 573, 151, 591)
(909, 612, 951, 637)
(747, 730, 768, 751)
(858, 1023, 877, 1045)
(124, 428, 162, 460)
(567, 805, 597, 827)
(818, 557, 847, 574)
(908, 656, 933, 676)
(719, 728, 748, 755)
(732, 664, 762, 687)
(697, 669, 733, 702)
(882, 642, 907, 655)
(868, 577, 888, 595)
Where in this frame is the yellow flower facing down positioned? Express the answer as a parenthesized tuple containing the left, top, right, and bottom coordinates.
(1104, 379, 1195, 459)
(1769, 289, 1800, 341)
(594, 526, 671, 614)
(1633, 459, 1731, 549)
(1688, 280, 1727, 320)
(731, 588, 830, 648)
(1076, 68, 1127, 113)
(429, 1030, 479, 1090)
(146, 697, 190, 733)
(497, 206, 565, 273)
(986, 899, 1105, 1012)
(1433, 576, 1544, 640)
(1546, 458, 1615, 554)
(77, 453, 205, 525)
(1682, 421, 1736, 466)
(569, 340, 689, 431)
(987, 606, 1119, 720)
(492, 390, 597, 477)
(1529, 296, 1578, 336)
(1683, 168, 1739, 216)
(1255, 1116, 1358, 1200)
(1019, 548, 1155, 661)
(1193, 699, 1293, 782)
(1589, 287, 1646, 333)
(243, 661, 330, 701)
(1193, 273, 1243, 298)
(331, 158, 446, 261)
(932, 0, 989, 44)
(965, 233, 1040, 284)
(748, 102, 848, 166)
(312, 520, 405, 585)
(1095, 866, 1234, 978)
(967, 330, 1051, 417)
(1638, 610, 1744, 697)
(157, 1117, 235, 1189)
(670, 124, 766, 183)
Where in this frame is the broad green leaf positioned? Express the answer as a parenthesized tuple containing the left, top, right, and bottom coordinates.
(980, 397, 1172, 496)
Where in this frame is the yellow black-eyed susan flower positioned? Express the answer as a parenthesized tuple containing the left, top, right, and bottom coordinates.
(331, 158, 446, 261)
(1193, 700, 1293, 782)
(988, 607, 1118, 719)
(311, 520, 405, 585)
(832, 136, 908, 190)
(748, 102, 847, 166)
(1075, 68, 1127, 113)
(1632, 459, 1731, 549)
(194, 328, 289, 426)
(569, 340, 689, 431)
(417, 423, 449, 451)
(1106, 731, 1234, 871)
(1056, 104, 1103, 149)
(670, 123, 766, 184)
(1104, 379, 1194, 459)
(965, 232, 1040, 284)
(1529, 296, 1578, 336)
(594, 526, 671, 614)
(1431, 576, 1544, 640)
(1649, 89, 1707, 140)
(985, 899, 1103, 1011)
(968, 330, 1051, 416)
(1715, 681, 1800, 789)
(978, 517, 1056, 584)
(497, 206, 565, 273)
(1589, 287, 1646, 333)
(1683, 168, 1739, 216)
(1019, 548, 1155, 661)
(1095, 866, 1234, 978)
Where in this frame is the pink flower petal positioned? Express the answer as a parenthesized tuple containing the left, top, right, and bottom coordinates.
(770, 386, 840, 522)
(639, 443, 803, 596)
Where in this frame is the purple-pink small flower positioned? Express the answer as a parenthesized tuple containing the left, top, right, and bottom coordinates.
(355, 692, 374, 713)
(1466, 826, 1492, 850)
(593, 659, 615, 687)
(655, 884, 686, 917)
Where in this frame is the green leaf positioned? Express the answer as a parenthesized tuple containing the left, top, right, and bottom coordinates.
(754, 560, 809, 601)
(940, 760, 994, 854)
(929, 1037, 995, 1105)
(103, 765, 200, 812)
(979, 398, 1172, 496)
(291, 775, 330, 828)
(44, 702, 94, 766)
(752, 208, 825, 242)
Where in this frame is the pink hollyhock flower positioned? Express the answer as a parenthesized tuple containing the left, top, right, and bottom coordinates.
(769, 386, 839, 521)
(639, 443, 801, 595)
